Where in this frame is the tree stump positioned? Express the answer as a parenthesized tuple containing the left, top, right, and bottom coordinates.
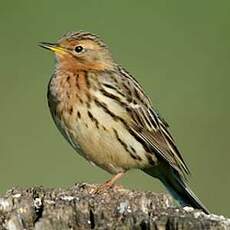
(0, 183, 229, 229)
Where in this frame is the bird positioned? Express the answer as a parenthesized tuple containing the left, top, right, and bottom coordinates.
(39, 31, 209, 214)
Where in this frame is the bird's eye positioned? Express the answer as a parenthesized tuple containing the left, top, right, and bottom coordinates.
(74, 46, 84, 53)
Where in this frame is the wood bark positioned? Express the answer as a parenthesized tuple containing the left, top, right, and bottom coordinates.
(0, 183, 229, 229)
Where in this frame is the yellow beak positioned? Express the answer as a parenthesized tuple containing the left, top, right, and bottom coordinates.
(39, 42, 65, 54)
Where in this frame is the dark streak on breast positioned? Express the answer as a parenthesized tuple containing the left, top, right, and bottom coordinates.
(84, 71, 91, 89)
(69, 106, 73, 115)
(88, 111, 99, 129)
(76, 74, 80, 89)
(86, 92, 92, 109)
(113, 129, 142, 161)
(79, 98, 83, 104)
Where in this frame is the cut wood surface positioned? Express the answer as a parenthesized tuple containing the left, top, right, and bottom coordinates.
(0, 183, 229, 229)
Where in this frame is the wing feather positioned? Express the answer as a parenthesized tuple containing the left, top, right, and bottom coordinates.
(117, 66, 190, 177)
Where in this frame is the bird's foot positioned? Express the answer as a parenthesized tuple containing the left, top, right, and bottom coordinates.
(94, 180, 114, 194)
(93, 172, 125, 194)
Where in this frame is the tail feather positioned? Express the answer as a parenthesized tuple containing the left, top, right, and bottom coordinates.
(143, 167, 210, 214)
(161, 172, 210, 214)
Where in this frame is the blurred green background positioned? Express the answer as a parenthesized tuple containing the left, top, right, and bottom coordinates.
(0, 0, 229, 216)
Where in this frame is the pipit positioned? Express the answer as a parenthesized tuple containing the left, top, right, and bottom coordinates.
(39, 31, 209, 214)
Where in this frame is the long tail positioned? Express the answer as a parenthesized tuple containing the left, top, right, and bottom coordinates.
(143, 167, 210, 214)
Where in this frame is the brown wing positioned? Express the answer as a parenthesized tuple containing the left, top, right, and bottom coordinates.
(117, 67, 190, 177)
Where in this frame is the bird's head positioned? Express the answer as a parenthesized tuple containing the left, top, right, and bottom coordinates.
(39, 31, 115, 72)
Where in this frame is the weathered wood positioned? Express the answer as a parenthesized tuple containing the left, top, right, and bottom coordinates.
(0, 183, 229, 229)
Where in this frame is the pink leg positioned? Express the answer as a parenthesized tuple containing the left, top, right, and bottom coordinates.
(94, 172, 125, 194)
